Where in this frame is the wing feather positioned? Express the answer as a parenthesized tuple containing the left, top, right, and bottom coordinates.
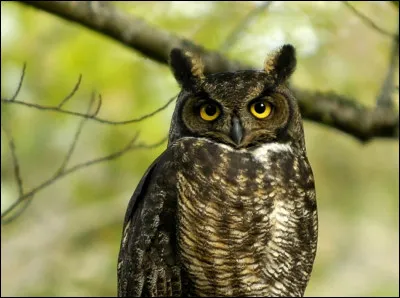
(117, 150, 183, 297)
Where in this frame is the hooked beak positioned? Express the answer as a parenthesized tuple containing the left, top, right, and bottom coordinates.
(230, 116, 243, 146)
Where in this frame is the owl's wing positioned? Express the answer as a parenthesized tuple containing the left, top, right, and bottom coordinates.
(117, 150, 183, 297)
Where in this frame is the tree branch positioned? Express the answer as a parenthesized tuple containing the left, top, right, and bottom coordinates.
(1, 197, 33, 225)
(2, 1, 399, 225)
(343, 1, 398, 39)
(55, 91, 97, 176)
(1, 69, 168, 224)
(17, 1, 399, 142)
(1, 65, 177, 125)
(1, 122, 33, 225)
(1, 123, 24, 197)
(58, 74, 82, 108)
(220, 1, 273, 52)
(293, 89, 399, 142)
(376, 19, 399, 108)
(19, 1, 245, 74)
(9, 62, 26, 101)
(1, 95, 177, 125)
(1, 133, 167, 225)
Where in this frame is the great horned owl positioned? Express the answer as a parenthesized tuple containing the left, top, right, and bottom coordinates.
(117, 44, 318, 297)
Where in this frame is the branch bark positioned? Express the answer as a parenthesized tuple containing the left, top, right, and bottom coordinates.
(19, 1, 245, 74)
(18, 1, 400, 142)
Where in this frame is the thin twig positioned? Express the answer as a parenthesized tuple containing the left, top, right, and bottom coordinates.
(0, 61, 173, 224)
(2, 95, 177, 125)
(91, 93, 103, 117)
(1, 123, 24, 197)
(343, 2, 398, 39)
(9, 62, 26, 101)
(1, 199, 34, 225)
(2, 62, 176, 125)
(58, 74, 82, 108)
(55, 92, 98, 176)
(1, 134, 168, 224)
(376, 18, 399, 108)
(220, 1, 273, 52)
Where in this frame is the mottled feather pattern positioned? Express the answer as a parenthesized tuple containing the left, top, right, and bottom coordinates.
(174, 137, 317, 297)
(118, 45, 318, 297)
(117, 153, 184, 297)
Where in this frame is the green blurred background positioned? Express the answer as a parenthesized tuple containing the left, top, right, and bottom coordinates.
(1, 1, 398, 297)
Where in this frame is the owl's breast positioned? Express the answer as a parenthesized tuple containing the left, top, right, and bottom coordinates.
(172, 137, 317, 297)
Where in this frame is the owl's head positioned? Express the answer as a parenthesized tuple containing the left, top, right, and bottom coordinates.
(168, 45, 305, 150)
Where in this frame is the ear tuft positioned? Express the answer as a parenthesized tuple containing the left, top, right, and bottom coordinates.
(263, 44, 297, 84)
(169, 48, 205, 89)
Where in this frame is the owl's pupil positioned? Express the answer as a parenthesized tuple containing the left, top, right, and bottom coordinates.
(255, 102, 266, 114)
(205, 104, 217, 116)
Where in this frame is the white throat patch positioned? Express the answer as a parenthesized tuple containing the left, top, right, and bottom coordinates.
(252, 143, 293, 164)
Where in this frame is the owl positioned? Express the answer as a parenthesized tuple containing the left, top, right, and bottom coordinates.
(117, 44, 318, 297)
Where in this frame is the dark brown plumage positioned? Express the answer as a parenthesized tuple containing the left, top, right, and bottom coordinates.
(117, 45, 318, 297)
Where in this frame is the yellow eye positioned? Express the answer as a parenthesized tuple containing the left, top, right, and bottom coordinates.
(200, 103, 221, 121)
(250, 100, 272, 119)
